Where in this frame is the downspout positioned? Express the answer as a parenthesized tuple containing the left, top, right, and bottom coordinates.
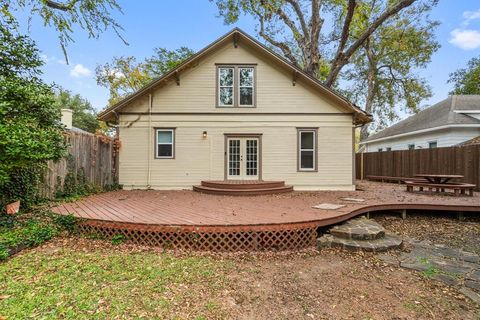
(147, 93, 153, 189)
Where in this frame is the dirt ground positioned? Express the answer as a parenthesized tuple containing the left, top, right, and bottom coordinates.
(225, 249, 478, 319)
(375, 211, 480, 255)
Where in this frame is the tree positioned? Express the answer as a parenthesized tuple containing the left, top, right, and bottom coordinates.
(0, 23, 66, 205)
(96, 47, 194, 105)
(211, 0, 434, 86)
(344, 3, 439, 138)
(55, 89, 101, 133)
(448, 57, 480, 95)
(0, 0, 126, 62)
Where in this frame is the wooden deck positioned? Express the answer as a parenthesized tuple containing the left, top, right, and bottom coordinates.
(51, 181, 480, 251)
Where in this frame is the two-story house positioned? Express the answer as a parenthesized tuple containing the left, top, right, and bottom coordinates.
(98, 28, 371, 192)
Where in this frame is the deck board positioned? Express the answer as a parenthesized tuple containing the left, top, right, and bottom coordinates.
(51, 181, 480, 227)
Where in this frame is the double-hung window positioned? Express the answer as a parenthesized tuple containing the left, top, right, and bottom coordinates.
(155, 129, 175, 159)
(217, 65, 255, 107)
(298, 129, 317, 171)
(239, 67, 254, 106)
(218, 67, 234, 106)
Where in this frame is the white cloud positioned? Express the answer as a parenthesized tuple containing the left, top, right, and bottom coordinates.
(449, 29, 480, 50)
(463, 9, 480, 26)
(57, 59, 67, 65)
(70, 64, 92, 78)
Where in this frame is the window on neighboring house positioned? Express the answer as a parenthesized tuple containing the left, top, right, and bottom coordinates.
(298, 129, 317, 171)
(386, 147, 392, 151)
(378, 148, 383, 152)
(408, 144, 415, 150)
(428, 141, 437, 149)
(155, 129, 175, 158)
(217, 65, 255, 107)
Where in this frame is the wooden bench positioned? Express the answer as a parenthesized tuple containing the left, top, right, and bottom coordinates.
(366, 175, 425, 184)
(405, 181, 476, 196)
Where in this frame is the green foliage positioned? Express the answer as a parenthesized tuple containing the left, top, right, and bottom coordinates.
(0, 166, 45, 210)
(344, 2, 440, 133)
(0, 219, 58, 261)
(0, 23, 67, 208)
(448, 56, 480, 95)
(54, 214, 78, 233)
(111, 234, 126, 245)
(55, 89, 101, 133)
(96, 47, 194, 105)
(0, 0, 126, 62)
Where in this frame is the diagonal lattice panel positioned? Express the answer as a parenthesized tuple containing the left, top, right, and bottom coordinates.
(75, 220, 317, 252)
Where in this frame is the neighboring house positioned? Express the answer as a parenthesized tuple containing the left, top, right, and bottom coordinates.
(98, 28, 371, 191)
(360, 95, 480, 152)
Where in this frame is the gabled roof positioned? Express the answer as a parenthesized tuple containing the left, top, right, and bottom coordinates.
(98, 28, 371, 124)
(361, 95, 480, 144)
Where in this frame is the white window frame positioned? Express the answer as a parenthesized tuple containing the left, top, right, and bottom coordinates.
(428, 141, 437, 149)
(218, 67, 235, 107)
(155, 129, 175, 159)
(298, 129, 317, 172)
(238, 67, 254, 107)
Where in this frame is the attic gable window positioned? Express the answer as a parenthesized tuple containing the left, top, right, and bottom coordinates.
(218, 67, 234, 106)
(217, 65, 256, 107)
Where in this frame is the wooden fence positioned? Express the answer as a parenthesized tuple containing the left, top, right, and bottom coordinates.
(356, 145, 480, 191)
(41, 131, 119, 199)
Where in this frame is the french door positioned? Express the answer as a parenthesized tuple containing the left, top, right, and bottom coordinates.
(227, 137, 259, 180)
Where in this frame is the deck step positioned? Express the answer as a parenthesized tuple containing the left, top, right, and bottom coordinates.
(193, 184, 293, 196)
(317, 233, 403, 252)
(317, 217, 403, 252)
(200, 180, 286, 190)
(329, 217, 385, 240)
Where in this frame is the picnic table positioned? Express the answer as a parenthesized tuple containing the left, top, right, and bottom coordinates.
(406, 173, 475, 196)
(414, 174, 464, 184)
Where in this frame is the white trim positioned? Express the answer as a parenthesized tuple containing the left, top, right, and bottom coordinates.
(360, 124, 480, 145)
(218, 67, 235, 107)
(155, 129, 175, 159)
(238, 67, 254, 107)
(298, 130, 316, 171)
(453, 110, 480, 114)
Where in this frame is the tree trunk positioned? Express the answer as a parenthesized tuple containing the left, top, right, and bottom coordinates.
(360, 42, 376, 141)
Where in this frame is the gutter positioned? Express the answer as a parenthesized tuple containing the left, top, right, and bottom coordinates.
(360, 124, 480, 145)
(147, 93, 153, 189)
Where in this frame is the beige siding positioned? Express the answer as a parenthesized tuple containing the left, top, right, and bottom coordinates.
(122, 41, 348, 114)
(118, 39, 355, 190)
(119, 114, 354, 190)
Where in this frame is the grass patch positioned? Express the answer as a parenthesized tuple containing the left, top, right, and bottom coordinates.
(0, 246, 232, 319)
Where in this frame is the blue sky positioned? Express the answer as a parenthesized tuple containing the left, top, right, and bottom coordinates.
(19, 0, 480, 115)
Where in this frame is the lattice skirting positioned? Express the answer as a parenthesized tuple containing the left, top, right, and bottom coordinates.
(75, 220, 318, 251)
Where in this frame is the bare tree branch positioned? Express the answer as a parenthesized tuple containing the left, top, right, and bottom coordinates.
(331, 0, 356, 68)
(44, 0, 76, 11)
(254, 9, 299, 66)
(285, 0, 308, 36)
(325, 0, 417, 87)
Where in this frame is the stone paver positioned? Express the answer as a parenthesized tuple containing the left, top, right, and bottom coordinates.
(379, 238, 480, 305)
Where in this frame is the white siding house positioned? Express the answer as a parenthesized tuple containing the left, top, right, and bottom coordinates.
(360, 95, 480, 152)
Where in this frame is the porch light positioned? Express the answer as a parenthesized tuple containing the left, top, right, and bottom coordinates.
(203, 131, 208, 139)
